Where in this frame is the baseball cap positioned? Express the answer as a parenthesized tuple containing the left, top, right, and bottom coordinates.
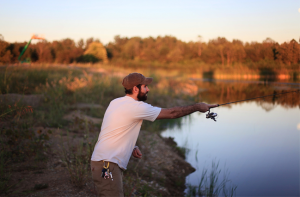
(122, 73, 153, 89)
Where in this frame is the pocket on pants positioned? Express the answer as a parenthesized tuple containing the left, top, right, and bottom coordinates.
(108, 163, 123, 194)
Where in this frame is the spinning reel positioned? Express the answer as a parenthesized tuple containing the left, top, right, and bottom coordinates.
(206, 109, 218, 122)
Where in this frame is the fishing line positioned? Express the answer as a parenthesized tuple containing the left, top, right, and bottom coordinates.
(206, 89, 300, 121)
(218, 90, 300, 106)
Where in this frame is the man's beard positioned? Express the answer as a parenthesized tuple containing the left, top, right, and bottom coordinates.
(137, 90, 148, 101)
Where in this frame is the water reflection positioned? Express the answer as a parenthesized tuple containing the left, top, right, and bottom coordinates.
(155, 77, 300, 109)
(193, 79, 299, 109)
(159, 79, 300, 196)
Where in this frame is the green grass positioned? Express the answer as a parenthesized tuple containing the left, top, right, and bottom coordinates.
(0, 66, 83, 94)
(1, 65, 194, 130)
(138, 184, 154, 197)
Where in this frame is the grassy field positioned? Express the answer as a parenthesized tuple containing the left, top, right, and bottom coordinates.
(0, 64, 194, 196)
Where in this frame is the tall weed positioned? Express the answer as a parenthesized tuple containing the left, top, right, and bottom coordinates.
(60, 127, 97, 188)
(186, 161, 237, 197)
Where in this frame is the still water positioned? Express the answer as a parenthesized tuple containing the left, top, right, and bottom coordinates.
(161, 80, 300, 196)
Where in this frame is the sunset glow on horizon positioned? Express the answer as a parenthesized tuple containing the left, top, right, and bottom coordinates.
(1, 0, 299, 45)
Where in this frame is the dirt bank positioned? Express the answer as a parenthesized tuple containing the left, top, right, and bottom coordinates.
(3, 127, 195, 197)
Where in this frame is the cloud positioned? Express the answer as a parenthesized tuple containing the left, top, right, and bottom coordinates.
(297, 123, 300, 130)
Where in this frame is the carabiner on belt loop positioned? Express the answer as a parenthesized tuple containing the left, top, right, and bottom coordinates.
(103, 161, 110, 169)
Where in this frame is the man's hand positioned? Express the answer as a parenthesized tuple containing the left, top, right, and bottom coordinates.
(197, 103, 219, 113)
(132, 146, 142, 159)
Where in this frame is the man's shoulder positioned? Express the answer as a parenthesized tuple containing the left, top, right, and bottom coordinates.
(109, 96, 136, 107)
(111, 96, 131, 103)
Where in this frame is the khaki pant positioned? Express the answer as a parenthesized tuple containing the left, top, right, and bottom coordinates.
(91, 160, 124, 197)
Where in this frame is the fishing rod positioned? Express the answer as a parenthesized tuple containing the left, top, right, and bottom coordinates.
(206, 89, 300, 121)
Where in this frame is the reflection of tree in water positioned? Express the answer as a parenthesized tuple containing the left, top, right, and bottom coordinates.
(154, 77, 299, 109)
(192, 80, 300, 109)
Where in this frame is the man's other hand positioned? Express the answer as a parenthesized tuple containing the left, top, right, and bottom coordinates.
(132, 147, 142, 159)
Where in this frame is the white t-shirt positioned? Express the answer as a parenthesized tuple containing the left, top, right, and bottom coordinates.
(91, 96, 161, 170)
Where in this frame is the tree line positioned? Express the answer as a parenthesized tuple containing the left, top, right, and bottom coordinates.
(0, 34, 299, 69)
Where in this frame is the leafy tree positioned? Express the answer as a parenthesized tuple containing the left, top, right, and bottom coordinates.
(0, 36, 12, 63)
(36, 41, 54, 63)
(76, 54, 99, 63)
(84, 42, 108, 63)
(78, 38, 84, 50)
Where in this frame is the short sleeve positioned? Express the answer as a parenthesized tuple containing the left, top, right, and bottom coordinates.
(134, 102, 161, 122)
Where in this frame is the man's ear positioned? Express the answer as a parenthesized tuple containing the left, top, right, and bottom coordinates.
(133, 86, 139, 94)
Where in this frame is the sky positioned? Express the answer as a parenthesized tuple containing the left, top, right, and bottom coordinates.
(0, 0, 299, 45)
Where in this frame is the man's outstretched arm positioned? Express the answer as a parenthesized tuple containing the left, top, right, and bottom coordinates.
(156, 103, 219, 120)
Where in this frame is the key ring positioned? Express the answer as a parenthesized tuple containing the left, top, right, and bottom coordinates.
(103, 161, 109, 169)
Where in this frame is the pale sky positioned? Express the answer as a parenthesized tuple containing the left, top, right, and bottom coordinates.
(0, 0, 299, 45)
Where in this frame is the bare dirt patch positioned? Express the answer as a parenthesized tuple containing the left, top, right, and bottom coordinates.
(63, 110, 102, 125)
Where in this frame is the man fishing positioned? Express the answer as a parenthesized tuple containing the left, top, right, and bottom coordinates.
(91, 72, 218, 196)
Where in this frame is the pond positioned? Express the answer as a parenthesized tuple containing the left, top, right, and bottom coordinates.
(161, 79, 300, 196)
